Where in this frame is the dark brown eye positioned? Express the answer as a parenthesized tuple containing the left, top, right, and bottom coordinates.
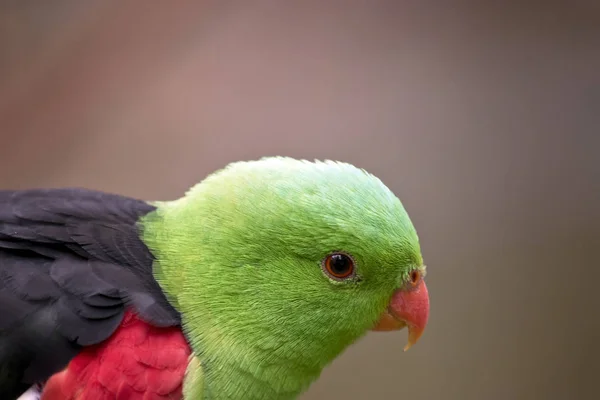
(323, 252, 355, 280)
(409, 269, 422, 287)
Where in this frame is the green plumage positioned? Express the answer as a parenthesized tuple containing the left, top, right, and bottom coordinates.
(141, 157, 424, 399)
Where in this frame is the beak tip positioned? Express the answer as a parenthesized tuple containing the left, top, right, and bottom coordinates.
(403, 325, 425, 351)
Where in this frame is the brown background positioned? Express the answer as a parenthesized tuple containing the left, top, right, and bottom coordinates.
(1, 2, 599, 399)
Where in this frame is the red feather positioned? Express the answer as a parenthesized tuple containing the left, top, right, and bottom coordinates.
(41, 310, 191, 400)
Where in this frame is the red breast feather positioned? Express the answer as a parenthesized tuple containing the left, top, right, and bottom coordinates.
(41, 311, 191, 400)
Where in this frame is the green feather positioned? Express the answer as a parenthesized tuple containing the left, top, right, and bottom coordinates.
(140, 157, 423, 399)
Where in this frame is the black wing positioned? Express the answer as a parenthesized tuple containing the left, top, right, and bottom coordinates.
(0, 188, 180, 399)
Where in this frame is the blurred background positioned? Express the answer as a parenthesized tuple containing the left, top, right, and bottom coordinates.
(1, 1, 599, 399)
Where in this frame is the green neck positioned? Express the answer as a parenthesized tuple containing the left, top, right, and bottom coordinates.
(140, 201, 360, 399)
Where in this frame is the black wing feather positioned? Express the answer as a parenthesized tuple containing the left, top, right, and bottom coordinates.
(0, 188, 180, 399)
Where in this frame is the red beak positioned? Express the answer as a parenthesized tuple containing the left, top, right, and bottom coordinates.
(371, 278, 430, 351)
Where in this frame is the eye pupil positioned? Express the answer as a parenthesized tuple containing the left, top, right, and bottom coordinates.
(323, 252, 355, 280)
(330, 254, 349, 274)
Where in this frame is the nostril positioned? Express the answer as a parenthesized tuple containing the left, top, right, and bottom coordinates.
(409, 270, 421, 287)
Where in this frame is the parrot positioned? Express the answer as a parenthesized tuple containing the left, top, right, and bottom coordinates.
(0, 157, 430, 400)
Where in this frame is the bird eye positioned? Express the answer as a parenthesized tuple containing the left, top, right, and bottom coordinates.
(409, 269, 422, 287)
(323, 252, 355, 280)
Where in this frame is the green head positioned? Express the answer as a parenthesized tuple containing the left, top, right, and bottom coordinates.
(142, 157, 429, 399)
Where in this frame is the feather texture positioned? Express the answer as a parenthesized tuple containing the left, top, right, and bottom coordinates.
(41, 311, 190, 400)
(0, 188, 180, 399)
